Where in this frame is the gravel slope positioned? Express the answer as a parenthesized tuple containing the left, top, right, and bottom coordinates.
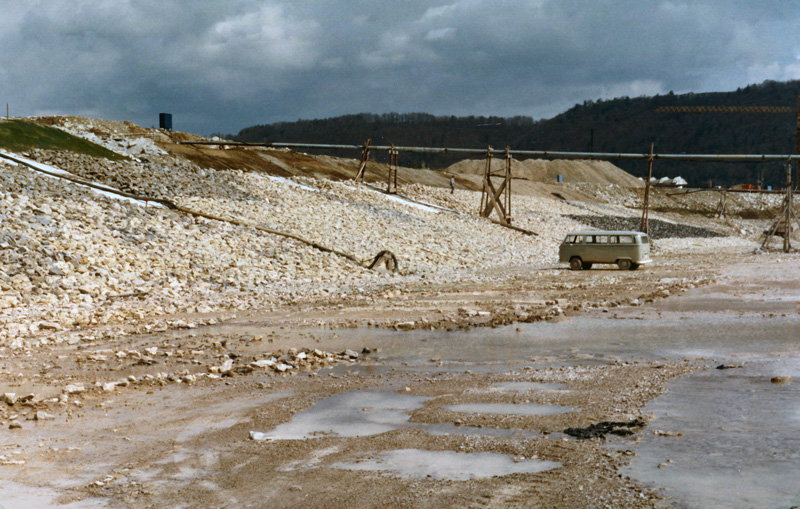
(0, 118, 780, 347)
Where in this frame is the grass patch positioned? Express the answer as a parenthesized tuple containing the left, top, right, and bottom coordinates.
(0, 119, 125, 160)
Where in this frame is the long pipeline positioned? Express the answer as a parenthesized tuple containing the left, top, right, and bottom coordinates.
(178, 140, 799, 163)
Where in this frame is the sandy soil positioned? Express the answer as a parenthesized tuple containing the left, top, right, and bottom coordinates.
(0, 244, 781, 508)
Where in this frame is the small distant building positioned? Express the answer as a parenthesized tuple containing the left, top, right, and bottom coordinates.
(159, 113, 172, 131)
(651, 176, 687, 188)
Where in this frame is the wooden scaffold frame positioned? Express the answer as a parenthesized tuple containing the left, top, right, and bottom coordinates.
(760, 158, 800, 252)
(479, 146, 513, 225)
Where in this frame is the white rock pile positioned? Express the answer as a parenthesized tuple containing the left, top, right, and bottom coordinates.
(0, 118, 763, 347)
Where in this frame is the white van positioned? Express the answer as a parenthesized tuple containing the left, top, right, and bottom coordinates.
(559, 230, 652, 270)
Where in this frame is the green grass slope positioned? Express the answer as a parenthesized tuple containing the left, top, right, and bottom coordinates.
(0, 119, 125, 160)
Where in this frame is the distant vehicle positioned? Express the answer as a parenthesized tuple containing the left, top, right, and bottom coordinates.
(559, 231, 652, 270)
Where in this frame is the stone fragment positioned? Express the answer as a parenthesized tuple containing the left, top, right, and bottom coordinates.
(342, 349, 359, 359)
(218, 359, 234, 374)
(19, 393, 38, 404)
(272, 363, 291, 372)
(64, 384, 86, 394)
(34, 411, 56, 421)
(37, 321, 60, 331)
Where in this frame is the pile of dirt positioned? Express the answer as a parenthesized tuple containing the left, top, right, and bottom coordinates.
(447, 158, 644, 187)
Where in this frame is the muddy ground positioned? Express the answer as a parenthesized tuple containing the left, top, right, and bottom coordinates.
(1, 243, 790, 508)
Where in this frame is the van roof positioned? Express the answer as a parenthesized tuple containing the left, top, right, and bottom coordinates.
(566, 230, 648, 236)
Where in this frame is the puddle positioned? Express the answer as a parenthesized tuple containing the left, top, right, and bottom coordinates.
(627, 358, 800, 508)
(0, 481, 108, 508)
(421, 422, 539, 438)
(332, 449, 560, 480)
(490, 382, 566, 392)
(252, 389, 548, 442)
(445, 402, 573, 416)
(251, 391, 429, 441)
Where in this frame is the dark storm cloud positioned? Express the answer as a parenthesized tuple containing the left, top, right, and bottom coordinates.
(2, 0, 799, 135)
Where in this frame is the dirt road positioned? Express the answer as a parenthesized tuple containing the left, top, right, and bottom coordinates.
(0, 246, 795, 508)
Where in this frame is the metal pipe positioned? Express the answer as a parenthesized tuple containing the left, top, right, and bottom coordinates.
(179, 140, 800, 163)
(666, 188, 790, 196)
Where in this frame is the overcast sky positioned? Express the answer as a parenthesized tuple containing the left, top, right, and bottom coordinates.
(2, 0, 800, 135)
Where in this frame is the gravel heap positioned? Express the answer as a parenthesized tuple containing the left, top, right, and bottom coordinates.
(447, 158, 644, 187)
(0, 119, 767, 347)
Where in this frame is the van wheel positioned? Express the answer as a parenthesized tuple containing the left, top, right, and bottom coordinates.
(581, 262, 593, 270)
(629, 263, 640, 270)
(617, 259, 632, 270)
(569, 257, 583, 270)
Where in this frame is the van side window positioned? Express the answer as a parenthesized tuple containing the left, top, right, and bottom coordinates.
(597, 235, 609, 244)
(566, 235, 576, 243)
(619, 235, 633, 244)
(640, 236, 649, 244)
(610, 236, 619, 244)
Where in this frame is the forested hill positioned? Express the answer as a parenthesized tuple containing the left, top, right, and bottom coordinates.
(234, 80, 800, 187)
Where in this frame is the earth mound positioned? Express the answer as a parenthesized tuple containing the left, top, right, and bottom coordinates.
(447, 158, 644, 187)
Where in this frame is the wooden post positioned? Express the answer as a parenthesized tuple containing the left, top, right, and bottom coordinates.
(715, 189, 728, 218)
(354, 139, 371, 182)
(479, 146, 492, 215)
(387, 145, 398, 194)
(392, 145, 396, 193)
(504, 147, 512, 224)
(640, 143, 654, 234)
(784, 159, 792, 252)
(795, 95, 800, 190)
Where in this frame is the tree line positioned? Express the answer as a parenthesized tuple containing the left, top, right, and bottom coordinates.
(232, 80, 800, 187)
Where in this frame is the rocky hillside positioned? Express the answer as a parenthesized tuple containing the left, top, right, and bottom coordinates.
(0, 117, 781, 348)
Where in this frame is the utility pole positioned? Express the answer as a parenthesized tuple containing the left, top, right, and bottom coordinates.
(640, 143, 655, 234)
